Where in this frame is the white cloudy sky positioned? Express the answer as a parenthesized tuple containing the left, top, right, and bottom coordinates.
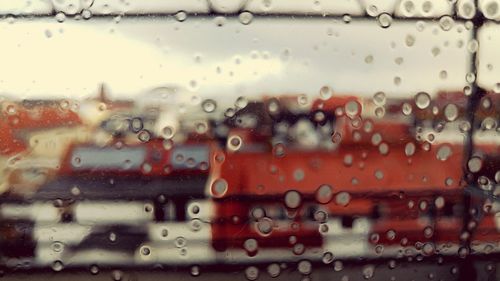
(0, 14, 477, 104)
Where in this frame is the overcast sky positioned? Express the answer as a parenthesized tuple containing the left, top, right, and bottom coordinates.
(0, 16, 474, 105)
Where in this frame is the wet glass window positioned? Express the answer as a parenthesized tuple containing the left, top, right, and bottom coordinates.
(0, 1, 499, 281)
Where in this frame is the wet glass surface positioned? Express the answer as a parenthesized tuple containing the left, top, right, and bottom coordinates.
(0, 1, 499, 280)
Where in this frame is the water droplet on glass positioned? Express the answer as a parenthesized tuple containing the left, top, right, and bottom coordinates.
(331, 131, 342, 143)
(190, 265, 200, 276)
(214, 16, 226, 27)
(436, 145, 453, 161)
(257, 217, 273, 236)
(345, 100, 360, 117)
(243, 238, 259, 253)
(439, 70, 448, 79)
(272, 143, 286, 158)
(405, 142, 416, 156)
(481, 117, 497, 130)
(375, 107, 385, 118)
(405, 34, 416, 47)
(378, 142, 389, 155)
(211, 178, 228, 197)
(138, 130, 151, 142)
(228, 135, 242, 151)
(386, 229, 396, 241)
(364, 55, 374, 64)
(45, 29, 53, 38)
(459, 1, 475, 18)
(322, 252, 334, 264)
(335, 192, 351, 206)
(298, 260, 312, 275)
(162, 126, 175, 139)
(130, 117, 143, 132)
(82, 9, 92, 20)
(393, 76, 402, 86)
(377, 13, 392, 28)
(431, 46, 441, 57)
(293, 168, 305, 181)
(109, 231, 117, 242)
(111, 270, 123, 281)
(90, 264, 99, 275)
(467, 39, 479, 53)
(235, 96, 248, 109)
(342, 14, 352, 23)
(334, 260, 344, 272)
(464, 75, 475, 88)
(373, 92, 386, 106)
(458, 246, 469, 258)
(51, 241, 64, 252)
(444, 104, 459, 121)
(297, 94, 308, 106)
(478, 176, 493, 191)
(374, 244, 384, 255)
(267, 263, 281, 277)
(202, 99, 217, 113)
(343, 154, 353, 166)
(52, 260, 64, 272)
(422, 1, 433, 13)
(415, 92, 431, 109)
(467, 156, 483, 173)
(140, 245, 151, 256)
(362, 265, 375, 279)
(320, 86, 333, 100)
(422, 242, 435, 256)
(459, 121, 471, 133)
(245, 266, 259, 281)
(316, 184, 333, 204)
(55, 12, 66, 23)
(239, 11, 253, 25)
(439, 16, 454, 31)
(400, 103, 412, 116)
(314, 210, 328, 223)
(284, 190, 302, 208)
(175, 11, 187, 22)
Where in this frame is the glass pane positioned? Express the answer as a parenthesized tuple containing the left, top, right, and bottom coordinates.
(0, 1, 498, 281)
